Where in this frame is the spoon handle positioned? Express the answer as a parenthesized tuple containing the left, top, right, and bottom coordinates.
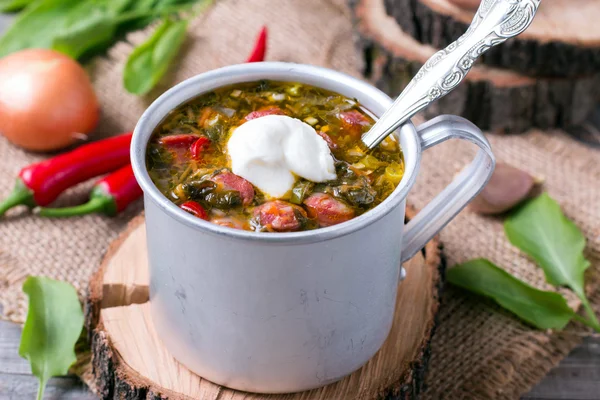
(361, 0, 541, 149)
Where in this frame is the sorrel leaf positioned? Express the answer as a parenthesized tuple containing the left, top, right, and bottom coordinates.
(123, 17, 188, 95)
(0, 0, 210, 94)
(0, 0, 33, 12)
(52, 13, 118, 59)
(504, 193, 600, 330)
(0, 0, 76, 57)
(447, 259, 576, 330)
(19, 276, 84, 400)
(0, 0, 197, 59)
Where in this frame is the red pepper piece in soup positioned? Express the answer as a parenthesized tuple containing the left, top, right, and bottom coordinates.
(190, 137, 211, 160)
(180, 200, 209, 220)
(254, 200, 308, 232)
(304, 193, 355, 227)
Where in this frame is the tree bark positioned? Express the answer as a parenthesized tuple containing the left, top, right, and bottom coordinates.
(384, 0, 600, 77)
(350, 0, 600, 133)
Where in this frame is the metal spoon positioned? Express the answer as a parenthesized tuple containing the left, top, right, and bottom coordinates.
(361, 0, 542, 149)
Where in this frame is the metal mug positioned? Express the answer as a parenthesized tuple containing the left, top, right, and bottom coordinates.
(131, 62, 495, 393)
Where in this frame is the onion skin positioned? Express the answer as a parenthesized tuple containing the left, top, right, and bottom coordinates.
(469, 163, 538, 215)
(0, 49, 99, 152)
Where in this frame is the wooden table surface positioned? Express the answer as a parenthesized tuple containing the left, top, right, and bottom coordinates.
(0, 11, 599, 400)
(0, 319, 599, 400)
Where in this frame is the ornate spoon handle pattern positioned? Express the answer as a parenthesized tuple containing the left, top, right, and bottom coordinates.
(361, 0, 541, 149)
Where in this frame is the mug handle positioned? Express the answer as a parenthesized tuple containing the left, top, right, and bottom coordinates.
(400, 115, 495, 264)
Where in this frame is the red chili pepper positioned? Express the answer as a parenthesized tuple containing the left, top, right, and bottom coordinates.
(159, 134, 199, 147)
(180, 200, 208, 220)
(246, 25, 267, 62)
(190, 137, 211, 159)
(0, 133, 133, 217)
(37, 165, 142, 218)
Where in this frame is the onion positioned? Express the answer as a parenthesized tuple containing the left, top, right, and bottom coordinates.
(214, 106, 236, 118)
(0, 49, 99, 152)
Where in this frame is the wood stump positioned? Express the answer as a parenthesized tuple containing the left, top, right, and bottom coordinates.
(349, 0, 600, 133)
(384, 0, 600, 77)
(85, 207, 444, 400)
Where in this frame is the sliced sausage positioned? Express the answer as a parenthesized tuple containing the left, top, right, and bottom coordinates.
(245, 106, 285, 121)
(209, 172, 255, 206)
(317, 130, 338, 150)
(210, 216, 248, 230)
(158, 134, 199, 147)
(253, 200, 307, 232)
(303, 193, 355, 227)
(338, 110, 371, 138)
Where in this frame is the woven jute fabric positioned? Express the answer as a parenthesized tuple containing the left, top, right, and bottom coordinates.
(1, 0, 599, 398)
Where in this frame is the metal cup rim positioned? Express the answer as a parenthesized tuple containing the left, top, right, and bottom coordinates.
(131, 62, 421, 244)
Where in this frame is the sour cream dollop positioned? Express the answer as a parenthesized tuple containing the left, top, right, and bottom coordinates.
(227, 115, 336, 198)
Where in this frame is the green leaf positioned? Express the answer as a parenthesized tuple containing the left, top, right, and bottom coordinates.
(447, 259, 576, 330)
(49, 1, 135, 59)
(0, 0, 75, 57)
(123, 17, 188, 95)
(0, 0, 34, 12)
(116, 0, 201, 31)
(52, 0, 189, 60)
(114, 0, 167, 33)
(0, 0, 123, 58)
(106, 0, 135, 14)
(19, 276, 84, 400)
(505, 193, 589, 290)
(125, 0, 157, 12)
(504, 193, 600, 330)
(51, 14, 117, 59)
(0, 0, 197, 60)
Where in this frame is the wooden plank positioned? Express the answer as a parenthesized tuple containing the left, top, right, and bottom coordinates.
(522, 337, 600, 400)
(0, 321, 95, 399)
(567, 105, 600, 148)
(2, 321, 599, 399)
(0, 373, 96, 400)
(0, 320, 29, 375)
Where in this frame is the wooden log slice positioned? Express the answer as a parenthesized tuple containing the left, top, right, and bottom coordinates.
(350, 0, 600, 133)
(383, 0, 600, 77)
(85, 207, 444, 400)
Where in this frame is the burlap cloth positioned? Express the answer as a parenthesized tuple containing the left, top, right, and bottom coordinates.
(1, 0, 599, 398)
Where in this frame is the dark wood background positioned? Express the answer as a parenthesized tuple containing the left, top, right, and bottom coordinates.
(0, 12, 598, 400)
